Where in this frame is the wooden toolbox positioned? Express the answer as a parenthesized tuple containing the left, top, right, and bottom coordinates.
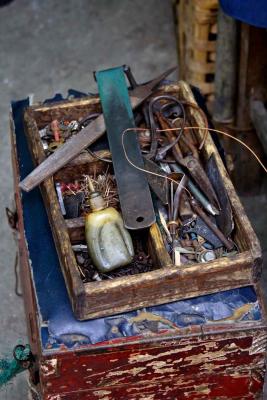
(22, 81, 262, 321)
(11, 94, 267, 400)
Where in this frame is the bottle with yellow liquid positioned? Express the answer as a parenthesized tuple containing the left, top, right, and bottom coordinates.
(85, 177, 134, 273)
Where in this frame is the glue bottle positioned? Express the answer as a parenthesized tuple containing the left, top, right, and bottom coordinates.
(85, 177, 134, 273)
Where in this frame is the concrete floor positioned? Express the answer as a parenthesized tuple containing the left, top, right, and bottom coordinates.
(0, 0, 266, 399)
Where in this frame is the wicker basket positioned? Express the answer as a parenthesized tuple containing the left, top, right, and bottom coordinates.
(175, 0, 219, 105)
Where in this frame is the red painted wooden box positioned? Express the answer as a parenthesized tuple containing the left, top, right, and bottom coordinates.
(11, 98, 267, 400)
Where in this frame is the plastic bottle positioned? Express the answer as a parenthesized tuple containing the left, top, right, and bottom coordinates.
(85, 177, 134, 273)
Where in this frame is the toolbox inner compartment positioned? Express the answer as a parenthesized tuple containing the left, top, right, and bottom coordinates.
(32, 94, 250, 260)
(31, 98, 172, 282)
(54, 160, 162, 280)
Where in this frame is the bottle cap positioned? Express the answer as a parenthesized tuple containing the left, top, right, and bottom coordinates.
(89, 191, 106, 212)
(86, 176, 106, 212)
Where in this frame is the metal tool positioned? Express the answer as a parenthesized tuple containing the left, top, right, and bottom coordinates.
(170, 163, 219, 216)
(143, 158, 168, 204)
(181, 216, 223, 249)
(55, 183, 66, 216)
(157, 113, 220, 210)
(161, 101, 183, 120)
(179, 191, 193, 221)
(197, 249, 216, 263)
(206, 153, 234, 236)
(172, 174, 188, 222)
(96, 66, 155, 229)
(167, 174, 188, 262)
(189, 198, 234, 251)
(19, 66, 177, 192)
(146, 95, 186, 161)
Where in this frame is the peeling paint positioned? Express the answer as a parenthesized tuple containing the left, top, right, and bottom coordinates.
(129, 345, 193, 364)
(106, 367, 146, 378)
(93, 390, 112, 396)
(154, 367, 176, 374)
(139, 395, 155, 400)
(96, 397, 110, 400)
(184, 348, 234, 365)
(194, 384, 211, 394)
(40, 333, 266, 399)
(147, 361, 171, 368)
(250, 333, 267, 355)
(41, 358, 58, 377)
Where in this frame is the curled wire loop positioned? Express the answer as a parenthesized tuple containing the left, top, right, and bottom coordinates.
(121, 126, 267, 189)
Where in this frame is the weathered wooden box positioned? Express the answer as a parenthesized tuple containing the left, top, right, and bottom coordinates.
(37, 298, 267, 400)
(22, 81, 262, 321)
(11, 95, 267, 400)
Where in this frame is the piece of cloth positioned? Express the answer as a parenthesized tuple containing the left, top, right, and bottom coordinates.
(220, 0, 267, 29)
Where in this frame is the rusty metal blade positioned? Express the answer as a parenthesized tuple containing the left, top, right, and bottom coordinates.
(19, 66, 177, 192)
(183, 155, 220, 210)
(143, 158, 168, 204)
(206, 153, 234, 236)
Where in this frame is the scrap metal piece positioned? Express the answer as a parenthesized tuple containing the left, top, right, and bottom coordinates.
(181, 216, 223, 249)
(160, 162, 172, 174)
(72, 244, 88, 252)
(182, 155, 220, 210)
(197, 249, 217, 263)
(143, 158, 168, 204)
(170, 163, 219, 216)
(146, 95, 186, 160)
(55, 183, 66, 216)
(189, 198, 234, 251)
(206, 153, 234, 236)
(157, 113, 220, 210)
(172, 174, 188, 221)
(161, 101, 183, 120)
(179, 191, 193, 221)
(19, 66, 177, 192)
(48, 139, 64, 152)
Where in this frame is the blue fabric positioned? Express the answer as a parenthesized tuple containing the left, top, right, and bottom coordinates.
(12, 94, 261, 353)
(220, 0, 267, 28)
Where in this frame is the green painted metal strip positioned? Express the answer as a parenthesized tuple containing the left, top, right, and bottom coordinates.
(96, 67, 155, 229)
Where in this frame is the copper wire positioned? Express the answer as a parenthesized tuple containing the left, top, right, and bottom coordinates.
(158, 126, 267, 174)
(121, 128, 192, 198)
(122, 126, 267, 174)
